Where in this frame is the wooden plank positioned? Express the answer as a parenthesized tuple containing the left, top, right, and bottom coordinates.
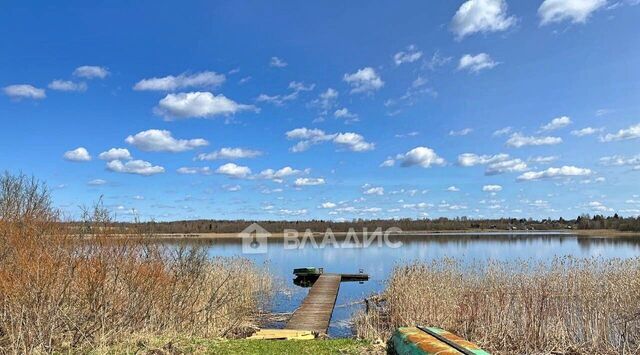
(248, 329, 315, 340)
(285, 273, 341, 334)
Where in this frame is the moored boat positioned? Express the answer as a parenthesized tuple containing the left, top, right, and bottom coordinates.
(389, 326, 490, 355)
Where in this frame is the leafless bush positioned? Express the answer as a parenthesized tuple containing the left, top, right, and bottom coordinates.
(354, 257, 640, 354)
(0, 173, 272, 353)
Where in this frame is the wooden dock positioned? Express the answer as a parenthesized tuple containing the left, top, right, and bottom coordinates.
(285, 273, 342, 334)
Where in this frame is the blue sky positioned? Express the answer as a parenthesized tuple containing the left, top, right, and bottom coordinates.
(2, 0, 639, 221)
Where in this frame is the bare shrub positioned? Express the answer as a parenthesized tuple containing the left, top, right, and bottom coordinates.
(0, 173, 272, 353)
(354, 258, 640, 354)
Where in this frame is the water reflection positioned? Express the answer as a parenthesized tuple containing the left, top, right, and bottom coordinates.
(161, 233, 640, 337)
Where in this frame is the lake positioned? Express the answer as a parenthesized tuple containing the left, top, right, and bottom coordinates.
(169, 232, 640, 337)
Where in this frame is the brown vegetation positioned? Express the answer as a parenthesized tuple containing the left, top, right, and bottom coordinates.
(354, 258, 640, 354)
(0, 173, 272, 353)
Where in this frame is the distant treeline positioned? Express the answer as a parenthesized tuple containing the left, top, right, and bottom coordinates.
(76, 214, 640, 234)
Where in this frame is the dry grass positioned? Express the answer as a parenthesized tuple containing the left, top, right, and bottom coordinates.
(354, 258, 640, 354)
(0, 173, 273, 353)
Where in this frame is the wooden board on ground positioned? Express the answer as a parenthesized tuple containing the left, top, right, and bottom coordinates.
(247, 329, 315, 340)
(285, 273, 341, 334)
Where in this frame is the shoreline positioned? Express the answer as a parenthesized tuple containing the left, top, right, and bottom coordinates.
(134, 229, 640, 240)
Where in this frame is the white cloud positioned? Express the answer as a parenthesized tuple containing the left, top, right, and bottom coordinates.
(571, 127, 603, 136)
(196, 148, 262, 161)
(588, 201, 613, 213)
(215, 163, 251, 178)
(99, 148, 132, 161)
(483, 184, 503, 192)
(447, 186, 460, 192)
(63, 147, 91, 162)
(506, 133, 562, 148)
(107, 159, 164, 176)
(538, 0, 607, 25)
(133, 71, 225, 91)
(458, 53, 499, 73)
(397, 147, 446, 168)
(380, 158, 396, 167)
(449, 128, 473, 136)
(457, 153, 527, 174)
(451, 0, 516, 39)
(286, 128, 374, 152)
(394, 45, 423, 65)
(154, 92, 257, 120)
(256, 82, 313, 106)
(48, 80, 87, 92)
(223, 184, 241, 192)
(3, 84, 46, 100)
(294, 177, 325, 186)
(600, 123, 640, 142)
(88, 179, 107, 186)
(311, 88, 339, 110)
(343, 67, 384, 94)
(258, 166, 302, 180)
(599, 155, 640, 167)
(492, 126, 512, 136)
(320, 202, 337, 209)
(529, 155, 558, 164)
(517, 166, 592, 181)
(334, 108, 359, 123)
(176, 166, 213, 175)
(541, 116, 572, 131)
(269, 56, 288, 68)
(73, 65, 109, 79)
(125, 129, 208, 152)
(364, 187, 384, 195)
(458, 153, 509, 166)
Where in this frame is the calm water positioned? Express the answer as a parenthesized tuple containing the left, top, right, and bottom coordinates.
(169, 233, 640, 337)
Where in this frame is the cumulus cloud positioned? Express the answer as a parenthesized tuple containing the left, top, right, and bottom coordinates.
(133, 71, 225, 91)
(320, 202, 337, 209)
(506, 133, 562, 148)
(269, 56, 288, 68)
(294, 177, 325, 186)
(395, 147, 446, 168)
(451, 0, 516, 39)
(63, 147, 91, 162)
(73, 65, 109, 79)
(258, 166, 302, 181)
(588, 201, 613, 213)
(196, 148, 262, 161)
(343, 67, 384, 94)
(600, 123, 640, 142)
(483, 184, 503, 192)
(176, 166, 213, 175)
(449, 128, 473, 136)
(571, 127, 603, 136)
(154, 92, 257, 120)
(99, 148, 132, 161)
(492, 126, 512, 137)
(380, 158, 396, 167)
(334, 108, 359, 123)
(540, 116, 572, 131)
(107, 159, 164, 176)
(394, 45, 423, 65)
(538, 0, 607, 25)
(215, 163, 251, 178)
(599, 155, 640, 167)
(285, 128, 374, 152)
(517, 166, 592, 181)
(48, 80, 87, 92)
(458, 53, 499, 73)
(447, 186, 460, 192)
(311, 88, 339, 111)
(529, 155, 559, 164)
(3, 84, 46, 100)
(457, 153, 527, 175)
(364, 186, 384, 195)
(125, 129, 208, 152)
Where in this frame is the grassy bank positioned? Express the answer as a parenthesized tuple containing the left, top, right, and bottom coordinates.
(354, 257, 640, 354)
(91, 336, 381, 354)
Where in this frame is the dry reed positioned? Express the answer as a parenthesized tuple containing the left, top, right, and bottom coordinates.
(354, 257, 640, 354)
(0, 173, 273, 353)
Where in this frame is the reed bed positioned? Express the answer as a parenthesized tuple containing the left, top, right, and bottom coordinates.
(0, 173, 273, 353)
(354, 258, 640, 354)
